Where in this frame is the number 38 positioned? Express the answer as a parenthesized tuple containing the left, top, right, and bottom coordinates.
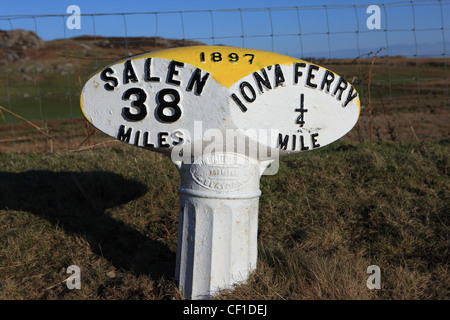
(122, 87, 182, 123)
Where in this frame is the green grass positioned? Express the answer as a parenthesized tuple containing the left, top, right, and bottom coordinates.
(0, 139, 448, 300)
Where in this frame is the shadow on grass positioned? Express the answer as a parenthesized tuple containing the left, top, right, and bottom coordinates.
(0, 170, 176, 279)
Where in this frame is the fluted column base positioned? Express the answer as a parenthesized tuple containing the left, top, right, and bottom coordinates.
(174, 153, 263, 300)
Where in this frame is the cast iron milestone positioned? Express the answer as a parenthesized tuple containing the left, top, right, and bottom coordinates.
(80, 46, 360, 299)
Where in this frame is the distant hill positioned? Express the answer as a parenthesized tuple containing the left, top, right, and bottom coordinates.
(71, 35, 205, 50)
(0, 29, 206, 64)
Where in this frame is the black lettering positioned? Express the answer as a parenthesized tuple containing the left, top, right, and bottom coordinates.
(100, 67, 118, 91)
(117, 125, 132, 143)
(231, 93, 247, 112)
(278, 133, 289, 150)
(240, 82, 256, 103)
(167, 60, 184, 86)
(172, 131, 184, 146)
(158, 132, 170, 148)
(311, 133, 320, 148)
(156, 88, 182, 123)
(343, 86, 358, 107)
(244, 53, 255, 64)
(292, 134, 296, 150)
(143, 132, 155, 148)
(187, 68, 210, 96)
(124, 60, 138, 84)
(320, 70, 335, 93)
(145, 58, 160, 82)
(306, 64, 319, 88)
(332, 77, 348, 101)
(228, 53, 239, 62)
(134, 130, 140, 146)
(122, 87, 147, 121)
(295, 93, 308, 127)
(274, 64, 285, 87)
(294, 62, 306, 84)
(211, 52, 222, 62)
(253, 68, 272, 93)
(299, 135, 309, 151)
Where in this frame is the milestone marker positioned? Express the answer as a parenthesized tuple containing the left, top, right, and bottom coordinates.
(80, 45, 360, 299)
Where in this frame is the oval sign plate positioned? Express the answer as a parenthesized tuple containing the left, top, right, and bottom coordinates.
(80, 46, 360, 159)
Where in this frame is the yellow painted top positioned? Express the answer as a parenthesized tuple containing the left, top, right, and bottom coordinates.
(81, 45, 360, 120)
(137, 45, 302, 88)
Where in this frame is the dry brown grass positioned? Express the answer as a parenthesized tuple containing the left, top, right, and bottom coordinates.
(0, 139, 448, 300)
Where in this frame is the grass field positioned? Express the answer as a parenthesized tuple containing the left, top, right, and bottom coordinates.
(0, 138, 448, 300)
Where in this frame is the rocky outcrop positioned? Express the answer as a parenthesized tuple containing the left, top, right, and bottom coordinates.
(0, 29, 44, 62)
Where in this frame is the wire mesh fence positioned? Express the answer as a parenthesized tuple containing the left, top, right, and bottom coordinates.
(0, 1, 449, 153)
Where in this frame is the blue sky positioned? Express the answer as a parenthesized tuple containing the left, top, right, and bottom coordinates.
(0, 0, 430, 15)
(1, 0, 449, 58)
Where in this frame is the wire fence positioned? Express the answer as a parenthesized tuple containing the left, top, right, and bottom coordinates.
(0, 1, 449, 153)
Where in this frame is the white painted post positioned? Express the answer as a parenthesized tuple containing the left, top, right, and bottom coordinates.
(174, 155, 265, 299)
(80, 46, 360, 299)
